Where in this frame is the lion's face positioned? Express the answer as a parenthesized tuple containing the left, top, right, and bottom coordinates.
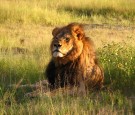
(51, 23, 85, 59)
(51, 30, 74, 58)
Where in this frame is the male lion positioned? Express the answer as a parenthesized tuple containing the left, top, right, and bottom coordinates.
(25, 23, 104, 97)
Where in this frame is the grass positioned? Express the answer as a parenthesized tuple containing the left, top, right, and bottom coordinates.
(0, 24, 135, 114)
(0, 0, 135, 114)
(0, 0, 135, 26)
(0, 91, 133, 114)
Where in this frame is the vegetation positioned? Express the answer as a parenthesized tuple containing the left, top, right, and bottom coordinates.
(0, 0, 135, 114)
(0, 0, 135, 25)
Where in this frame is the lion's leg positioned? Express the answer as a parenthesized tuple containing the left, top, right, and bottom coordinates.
(45, 84, 86, 97)
(25, 85, 87, 98)
(77, 81, 86, 96)
(25, 85, 50, 98)
(24, 80, 50, 98)
(44, 86, 77, 97)
(25, 89, 42, 97)
(25, 87, 70, 97)
(34, 80, 49, 89)
(25, 82, 86, 98)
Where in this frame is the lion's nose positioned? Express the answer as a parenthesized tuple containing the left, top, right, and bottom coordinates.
(54, 43, 62, 48)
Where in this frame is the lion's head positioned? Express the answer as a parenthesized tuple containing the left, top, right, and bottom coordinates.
(51, 23, 85, 63)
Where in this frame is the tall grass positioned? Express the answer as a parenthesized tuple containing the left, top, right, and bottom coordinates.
(0, 91, 133, 114)
(98, 42, 135, 92)
(0, 0, 135, 25)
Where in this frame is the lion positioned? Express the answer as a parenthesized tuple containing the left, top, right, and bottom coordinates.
(25, 23, 104, 97)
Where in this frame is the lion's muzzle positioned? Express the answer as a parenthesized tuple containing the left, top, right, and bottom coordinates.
(52, 43, 65, 58)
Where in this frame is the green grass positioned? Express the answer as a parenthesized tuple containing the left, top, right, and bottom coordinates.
(0, 0, 135, 26)
(98, 42, 135, 92)
(0, 91, 133, 114)
(0, 0, 135, 114)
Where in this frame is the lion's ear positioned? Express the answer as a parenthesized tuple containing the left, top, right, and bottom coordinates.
(72, 25, 84, 40)
(52, 27, 60, 36)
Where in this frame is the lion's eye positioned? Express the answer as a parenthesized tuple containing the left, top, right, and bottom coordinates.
(55, 37, 58, 39)
(65, 37, 70, 42)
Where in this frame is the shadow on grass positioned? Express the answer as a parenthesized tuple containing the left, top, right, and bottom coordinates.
(103, 67, 135, 95)
(61, 7, 135, 20)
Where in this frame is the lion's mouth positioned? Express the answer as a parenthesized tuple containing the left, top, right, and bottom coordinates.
(52, 46, 73, 58)
(52, 50, 65, 58)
